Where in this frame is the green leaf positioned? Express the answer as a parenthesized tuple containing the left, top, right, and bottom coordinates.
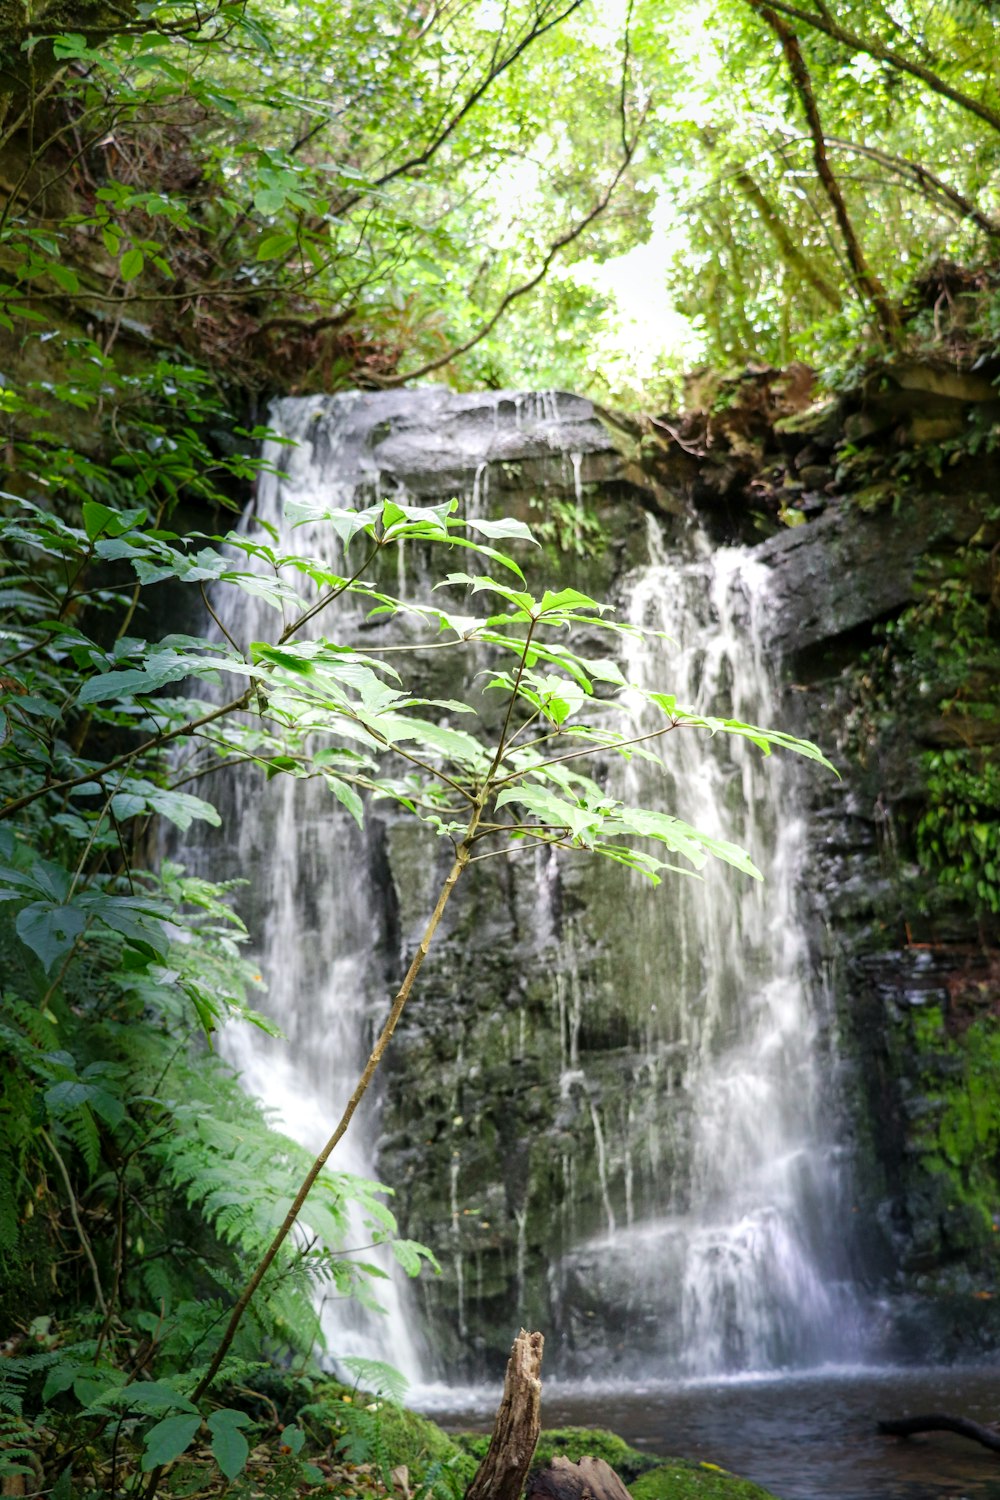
(89, 1087, 125, 1128)
(49, 264, 80, 294)
(464, 516, 537, 545)
(207, 1409, 251, 1479)
(82, 501, 116, 541)
(120, 248, 144, 283)
(390, 1238, 440, 1276)
(494, 785, 599, 840)
(254, 187, 287, 215)
(257, 231, 297, 261)
(101, 1381, 199, 1415)
(82, 500, 146, 540)
(51, 32, 101, 59)
(141, 1414, 201, 1470)
(327, 776, 365, 827)
(44, 1079, 92, 1113)
(42, 1364, 80, 1403)
(537, 587, 609, 616)
(15, 902, 86, 972)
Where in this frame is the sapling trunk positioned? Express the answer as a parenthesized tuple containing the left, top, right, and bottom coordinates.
(190, 831, 478, 1404)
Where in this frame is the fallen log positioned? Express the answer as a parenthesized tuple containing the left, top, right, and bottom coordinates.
(878, 1413, 1000, 1454)
(465, 1329, 544, 1500)
(526, 1455, 633, 1499)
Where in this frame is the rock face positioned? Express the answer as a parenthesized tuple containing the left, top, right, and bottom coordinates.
(256, 388, 626, 499)
(214, 377, 999, 1379)
(331, 372, 998, 1376)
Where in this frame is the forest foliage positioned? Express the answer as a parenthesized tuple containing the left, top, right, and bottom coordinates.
(0, 0, 998, 1492)
(1, 0, 1000, 402)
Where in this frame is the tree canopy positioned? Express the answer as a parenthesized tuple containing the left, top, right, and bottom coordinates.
(2, 0, 999, 407)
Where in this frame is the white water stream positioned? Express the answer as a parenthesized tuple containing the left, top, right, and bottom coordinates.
(199, 396, 427, 1380)
(189, 391, 859, 1384)
(563, 524, 860, 1374)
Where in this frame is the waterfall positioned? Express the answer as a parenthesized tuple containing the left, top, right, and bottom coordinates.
(183, 387, 614, 1382)
(189, 394, 429, 1380)
(551, 527, 859, 1374)
(181, 388, 861, 1384)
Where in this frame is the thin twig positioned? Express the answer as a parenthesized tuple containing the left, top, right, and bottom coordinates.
(41, 1127, 109, 1316)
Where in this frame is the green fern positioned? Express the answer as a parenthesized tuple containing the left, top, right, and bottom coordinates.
(59, 1103, 101, 1178)
(416, 1456, 471, 1499)
(334, 1397, 395, 1488)
(0, 1346, 67, 1476)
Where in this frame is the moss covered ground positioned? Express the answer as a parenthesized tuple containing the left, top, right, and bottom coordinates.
(630, 1460, 781, 1500)
(309, 1383, 785, 1499)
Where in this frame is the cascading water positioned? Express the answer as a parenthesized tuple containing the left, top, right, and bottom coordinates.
(552, 525, 859, 1374)
(183, 387, 613, 1380)
(189, 395, 428, 1380)
(183, 387, 861, 1384)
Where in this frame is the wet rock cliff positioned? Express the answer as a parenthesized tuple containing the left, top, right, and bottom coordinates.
(345, 367, 1000, 1375)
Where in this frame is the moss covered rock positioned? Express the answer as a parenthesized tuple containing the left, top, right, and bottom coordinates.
(378, 1403, 479, 1488)
(314, 1382, 478, 1490)
(630, 1460, 781, 1500)
(314, 1396, 780, 1500)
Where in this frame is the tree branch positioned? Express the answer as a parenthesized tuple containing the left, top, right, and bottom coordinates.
(824, 135, 1000, 239)
(749, 3, 899, 342)
(41, 1127, 109, 1318)
(336, 0, 586, 214)
(383, 108, 646, 385)
(751, 0, 1000, 135)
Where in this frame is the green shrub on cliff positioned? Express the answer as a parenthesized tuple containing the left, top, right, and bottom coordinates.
(911, 1003, 1000, 1246)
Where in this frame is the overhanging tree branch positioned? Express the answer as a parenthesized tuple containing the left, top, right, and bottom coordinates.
(823, 135, 1000, 240)
(750, 0, 1000, 135)
(335, 0, 586, 214)
(749, 2, 899, 342)
(382, 110, 646, 386)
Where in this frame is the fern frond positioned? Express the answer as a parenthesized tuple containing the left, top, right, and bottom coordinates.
(60, 1103, 101, 1179)
(339, 1357, 409, 1405)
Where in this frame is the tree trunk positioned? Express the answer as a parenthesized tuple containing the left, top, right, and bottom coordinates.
(465, 1329, 544, 1500)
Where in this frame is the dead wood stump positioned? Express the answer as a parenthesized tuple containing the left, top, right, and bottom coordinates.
(465, 1329, 544, 1500)
(526, 1455, 633, 1499)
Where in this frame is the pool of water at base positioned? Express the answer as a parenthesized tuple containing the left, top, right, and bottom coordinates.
(414, 1366, 1000, 1500)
